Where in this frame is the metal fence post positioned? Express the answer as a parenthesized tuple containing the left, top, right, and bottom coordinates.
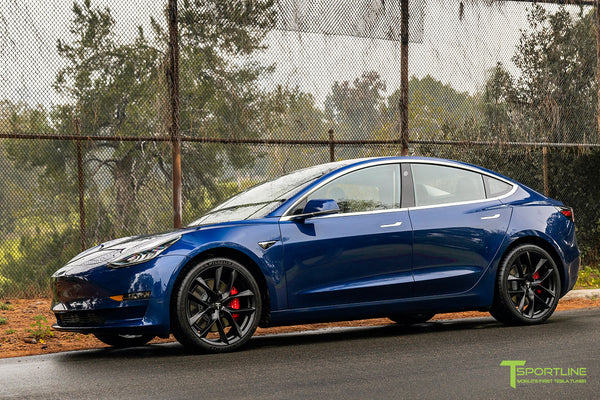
(329, 129, 335, 162)
(74, 117, 86, 251)
(399, 0, 409, 156)
(596, 1, 600, 143)
(543, 146, 549, 196)
(167, 0, 182, 228)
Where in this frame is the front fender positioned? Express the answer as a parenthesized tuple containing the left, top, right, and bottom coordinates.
(162, 221, 286, 317)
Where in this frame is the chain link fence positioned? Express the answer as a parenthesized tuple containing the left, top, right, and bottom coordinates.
(0, 0, 598, 298)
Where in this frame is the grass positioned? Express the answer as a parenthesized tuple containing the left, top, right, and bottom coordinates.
(25, 315, 53, 341)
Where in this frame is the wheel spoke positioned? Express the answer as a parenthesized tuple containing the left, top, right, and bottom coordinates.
(532, 292, 551, 309)
(533, 258, 547, 275)
(215, 317, 229, 345)
(517, 257, 528, 276)
(534, 284, 555, 297)
(508, 275, 525, 281)
(222, 310, 243, 338)
(225, 306, 255, 315)
(225, 269, 237, 296)
(228, 289, 254, 301)
(527, 289, 535, 318)
(517, 289, 527, 314)
(194, 276, 217, 299)
(535, 269, 554, 284)
(189, 308, 211, 326)
(525, 252, 533, 270)
(214, 267, 223, 294)
(188, 291, 211, 308)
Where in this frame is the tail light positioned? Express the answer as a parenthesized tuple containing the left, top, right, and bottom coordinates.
(556, 206, 574, 222)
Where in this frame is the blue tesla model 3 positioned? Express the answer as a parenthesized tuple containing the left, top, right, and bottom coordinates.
(51, 157, 580, 352)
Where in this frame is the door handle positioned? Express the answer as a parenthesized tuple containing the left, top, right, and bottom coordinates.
(380, 222, 403, 228)
(481, 214, 500, 220)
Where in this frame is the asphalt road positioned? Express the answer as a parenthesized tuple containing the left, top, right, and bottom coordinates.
(1, 308, 598, 400)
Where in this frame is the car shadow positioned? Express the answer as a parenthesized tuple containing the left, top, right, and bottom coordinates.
(49, 315, 510, 361)
(50, 309, 592, 362)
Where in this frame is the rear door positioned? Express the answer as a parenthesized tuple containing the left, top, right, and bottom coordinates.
(408, 162, 513, 297)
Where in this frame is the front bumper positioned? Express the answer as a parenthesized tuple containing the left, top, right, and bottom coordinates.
(51, 254, 188, 337)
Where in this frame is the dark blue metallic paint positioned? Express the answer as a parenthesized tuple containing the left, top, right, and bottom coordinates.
(280, 209, 413, 308)
(410, 200, 512, 297)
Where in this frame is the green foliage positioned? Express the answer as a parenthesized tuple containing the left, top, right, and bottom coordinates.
(383, 75, 477, 143)
(5, 328, 16, 335)
(0, 228, 80, 297)
(326, 71, 386, 141)
(439, 6, 600, 265)
(26, 315, 53, 341)
(0, 302, 12, 311)
(260, 85, 327, 173)
(575, 266, 600, 289)
(0, 317, 7, 325)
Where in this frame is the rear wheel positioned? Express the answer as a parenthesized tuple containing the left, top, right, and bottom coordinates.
(490, 244, 561, 325)
(389, 313, 435, 325)
(94, 333, 154, 348)
(172, 258, 261, 353)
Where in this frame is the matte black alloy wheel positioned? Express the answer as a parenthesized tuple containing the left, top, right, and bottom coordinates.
(172, 258, 261, 353)
(94, 333, 155, 348)
(491, 244, 561, 325)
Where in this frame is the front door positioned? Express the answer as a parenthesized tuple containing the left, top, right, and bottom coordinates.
(280, 163, 413, 309)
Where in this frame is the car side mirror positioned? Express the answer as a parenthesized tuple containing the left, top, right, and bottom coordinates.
(293, 199, 340, 221)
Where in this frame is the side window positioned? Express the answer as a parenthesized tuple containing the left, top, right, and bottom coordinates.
(411, 164, 486, 207)
(484, 175, 513, 198)
(307, 164, 401, 214)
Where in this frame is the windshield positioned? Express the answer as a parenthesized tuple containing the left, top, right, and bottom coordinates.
(188, 160, 356, 226)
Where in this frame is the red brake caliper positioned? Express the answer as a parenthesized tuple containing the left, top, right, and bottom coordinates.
(533, 272, 541, 294)
(229, 287, 240, 320)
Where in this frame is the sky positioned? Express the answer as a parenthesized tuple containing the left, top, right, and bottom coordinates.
(0, 0, 590, 109)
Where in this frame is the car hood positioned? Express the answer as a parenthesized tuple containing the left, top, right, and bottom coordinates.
(53, 230, 185, 276)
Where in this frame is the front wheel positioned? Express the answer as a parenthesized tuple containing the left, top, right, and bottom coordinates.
(94, 333, 155, 348)
(490, 244, 561, 325)
(171, 258, 262, 353)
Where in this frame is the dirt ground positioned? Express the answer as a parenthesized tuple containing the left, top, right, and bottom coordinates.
(1, 297, 599, 359)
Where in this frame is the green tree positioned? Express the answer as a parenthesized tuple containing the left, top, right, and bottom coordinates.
(325, 71, 387, 141)
(53, 0, 166, 237)
(151, 0, 277, 220)
(466, 6, 600, 264)
(260, 85, 326, 174)
(384, 75, 476, 142)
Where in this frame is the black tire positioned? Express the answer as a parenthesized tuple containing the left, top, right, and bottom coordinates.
(171, 257, 262, 353)
(389, 312, 435, 325)
(490, 244, 561, 325)
(94, 333, 154, 348)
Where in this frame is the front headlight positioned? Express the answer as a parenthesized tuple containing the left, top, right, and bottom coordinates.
(108, 236, 181, 268)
